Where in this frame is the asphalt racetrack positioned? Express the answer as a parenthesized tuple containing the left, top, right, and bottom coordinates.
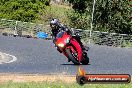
(0, 35, 132, 75)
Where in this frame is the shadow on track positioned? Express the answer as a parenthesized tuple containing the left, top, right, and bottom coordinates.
(60, 63, 91, 66)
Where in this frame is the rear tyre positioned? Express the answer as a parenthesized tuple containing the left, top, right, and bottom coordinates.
(65, 48, 80, 65)
(81, 52, 89, 65)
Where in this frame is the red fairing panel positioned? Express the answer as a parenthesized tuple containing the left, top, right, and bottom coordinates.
(70, 39, 82, 62)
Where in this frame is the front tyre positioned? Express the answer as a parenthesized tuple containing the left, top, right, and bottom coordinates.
(65, 48, 80, 65)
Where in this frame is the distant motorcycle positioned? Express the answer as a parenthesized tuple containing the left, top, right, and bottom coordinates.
(54, 30, 89, 65)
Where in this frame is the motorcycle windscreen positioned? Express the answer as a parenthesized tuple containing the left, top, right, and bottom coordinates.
(56, 31, 65, 38)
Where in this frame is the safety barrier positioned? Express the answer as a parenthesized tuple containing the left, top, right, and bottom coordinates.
(0, 19, 132, 47)
(81, 30, 132, 47)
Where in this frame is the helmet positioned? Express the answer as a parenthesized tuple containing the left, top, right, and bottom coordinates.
(50, 19, 60, 29)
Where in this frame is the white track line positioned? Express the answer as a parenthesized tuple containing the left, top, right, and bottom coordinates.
(0, 52, 17, 64)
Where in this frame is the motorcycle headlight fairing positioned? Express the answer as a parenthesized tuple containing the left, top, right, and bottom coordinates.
(57, 38, 70, 48)
(57, 43, 65, 48)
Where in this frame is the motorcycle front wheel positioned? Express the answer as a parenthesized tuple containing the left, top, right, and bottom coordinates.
(65, 48, 80, 65)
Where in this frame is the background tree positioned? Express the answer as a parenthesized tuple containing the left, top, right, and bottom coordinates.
(67, 0, 132, 34)
(94, 0, 132, 34)
(67, 0, 89, 13)
(0, 0, 50, 22)
(67, 0, 92, 30)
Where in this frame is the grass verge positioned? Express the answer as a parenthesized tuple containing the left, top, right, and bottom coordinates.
(0, 74, 131, 88)
(0, 81, 132, 88)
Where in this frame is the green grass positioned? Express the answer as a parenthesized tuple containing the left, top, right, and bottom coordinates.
(39, 4, 72, 26)
(122, 41, 132, 48)
(0, 81, 132, 88)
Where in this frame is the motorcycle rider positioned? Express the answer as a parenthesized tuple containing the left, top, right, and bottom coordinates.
(50, 19, 88, 52)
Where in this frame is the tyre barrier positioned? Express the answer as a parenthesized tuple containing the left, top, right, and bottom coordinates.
(1, 32, 52, 40)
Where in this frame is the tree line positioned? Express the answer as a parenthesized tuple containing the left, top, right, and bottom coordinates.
(67, 0, 132, 34)
(0, 0, 131, 34)
(0, 0, 50, 22)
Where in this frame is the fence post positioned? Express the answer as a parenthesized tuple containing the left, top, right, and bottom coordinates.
(89, 30, 92, 44)
(90, 0, 96, 44)
(14, 21, 18, 35)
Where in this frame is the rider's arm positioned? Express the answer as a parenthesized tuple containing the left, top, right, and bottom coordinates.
(59, 24, 72, 35)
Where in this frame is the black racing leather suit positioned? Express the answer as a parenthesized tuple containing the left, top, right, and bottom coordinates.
(51, 24, 84, 48)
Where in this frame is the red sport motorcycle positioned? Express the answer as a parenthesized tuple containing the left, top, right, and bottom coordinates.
(54, 30, 89, 65)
